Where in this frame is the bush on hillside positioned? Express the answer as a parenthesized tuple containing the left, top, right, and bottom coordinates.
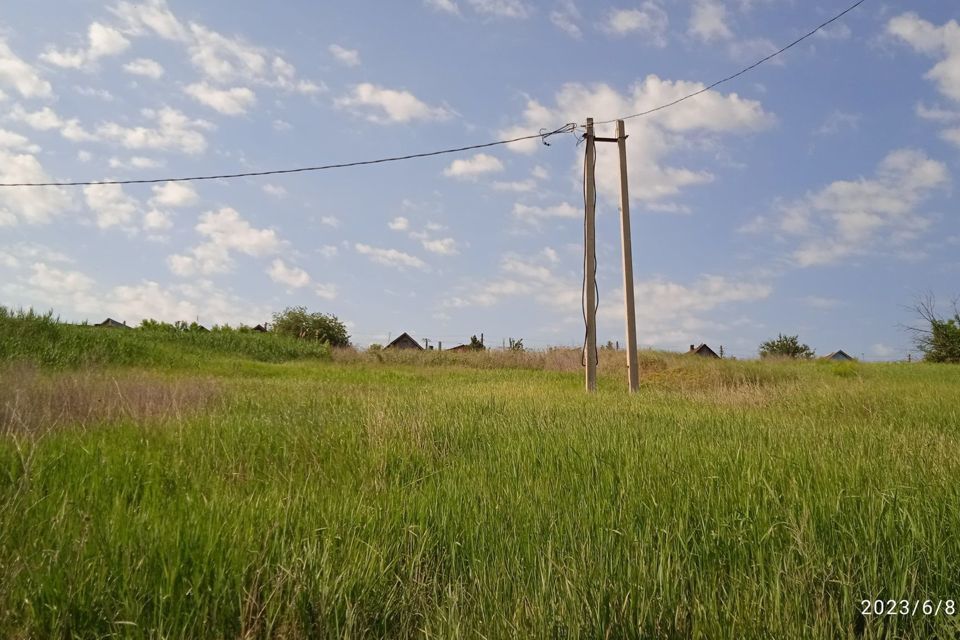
(909, 294, 960, 364)
(759, 334, 815, 359)
(271, 307, 350, 347)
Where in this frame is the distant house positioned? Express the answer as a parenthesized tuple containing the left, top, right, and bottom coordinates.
(385, 332, 423, 350)
(253, 324, 269, 333)
(447, 344, 473, 352)
(688, 343, 720, 359)
(95, 318, 129, 329)
(823, 350, 855, 362)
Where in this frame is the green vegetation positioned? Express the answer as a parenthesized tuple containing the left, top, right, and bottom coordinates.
(272, 306, 351, 347)
(0, 307, 331, 369)
(2, 311, 960, 638)
(759, 333, 816, 359)
(910, 295, 960, 363)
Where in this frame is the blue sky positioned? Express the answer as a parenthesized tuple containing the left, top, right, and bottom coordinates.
(1, 0, 958, 358)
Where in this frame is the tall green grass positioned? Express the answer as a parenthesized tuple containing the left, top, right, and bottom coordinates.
(1, 322, 959, 637)
(0, 308, 331, 369)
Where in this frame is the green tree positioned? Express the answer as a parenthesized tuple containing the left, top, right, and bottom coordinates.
(759, 334, 815, 359)
(908, 295, 960, 363)
(468, 335, 485, 351)
(272, 306, 350, 347)
(508, 337, 524, 352)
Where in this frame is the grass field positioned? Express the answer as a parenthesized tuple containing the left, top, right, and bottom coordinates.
(2, 316, 960, 638)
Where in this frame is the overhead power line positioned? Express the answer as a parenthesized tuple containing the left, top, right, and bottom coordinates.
(0, 0, 868, 189)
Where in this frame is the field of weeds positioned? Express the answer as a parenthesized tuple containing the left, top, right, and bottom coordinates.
(2, 329, 960, 638)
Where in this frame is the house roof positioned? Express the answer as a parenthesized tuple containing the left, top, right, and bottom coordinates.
(823, 349, 855, 361)
(688, 343, 720, 358)
(95, 318, 129, 329)
(386, 332, 423, 350)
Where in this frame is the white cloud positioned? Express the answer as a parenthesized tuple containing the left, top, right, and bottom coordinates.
(98, 107, 211, 155)
(262, 184, 287, 198)
(388, 216, 410, 231)
(0, 129, 40, 153)
(10, 105, 65, 131)
(320, 215, 340, 228)
(602, 4, 669, 46)
(355, 243, 427, 270)
(109, 156, 165, 170)
(150, 182, 198, 208)
(0, 151, 72, 226)
(315, 283, 338, 300)
(28, 262, 95, 295)
(169, 208, 282, 276)
(268, 258, 311, 289)
(0, 40, 53, 98)
(425, 0, 460, 13)
(143, 209, 173, 231)
(421, 237, 459, 255)
(83, 183, 139, 229)
(9, 105, 98, 143)
(815, 110, 861, 136)
(466, 0, 530, 18)
(329, 44, 361, 67)
(318, 245, 339, 259)
(492, 179, 536, 192)
(513, 202, 579, 223)
(889, 13, 960, 146)
(500, 76, 773, 207)
(443, 153, 504, 179)
(550, 0, 582, 38)
(110, 0, 189, 42)
(123, 57, 165, 79)
(336, 83, 453, 124)
(688, 0, 733, 43)
(111, 0, 319, 93)
(41, 22, 131, 70)
(753, 149, 950, 267)
(184, 82, 256, 116)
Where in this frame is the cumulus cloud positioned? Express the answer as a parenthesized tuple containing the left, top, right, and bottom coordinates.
(40, 22, 130, 70)
(746, 149, 950, 267)
(150, 182, 198, 208)
(688, 0, 733, 43)
(0, 40, 53, 98)
(168, 208, 282, 276)
(466, 0, 530, 19)
(888, 13, 960, 147)
(424, 0, 460, 13)
(329, 44, 361, 67)
(550, 0, 582, 39)
(355, 243, 428, 270)
(184, 82, 256, 115)
(336, 83, 453, 123)
(443, 153, 504, 178)
(83, 183, 139, 229)
(0, 151, 71, 226)
(123, 57, 165, 79)
(500, 76, 773, 208)
(111, 0, 320, 94)
(97, 107, 212, 155)
(601, 3, 669, 46)
(268, 258, 311, 289)
(388, 216, 410, 231)
(513, 202, 579, 223)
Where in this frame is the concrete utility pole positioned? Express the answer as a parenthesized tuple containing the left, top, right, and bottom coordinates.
(615, 120, 640, 393)
(584, 118, 598, 393)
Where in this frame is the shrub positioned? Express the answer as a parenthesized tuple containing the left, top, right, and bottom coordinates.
(759, 334, 815, 359)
